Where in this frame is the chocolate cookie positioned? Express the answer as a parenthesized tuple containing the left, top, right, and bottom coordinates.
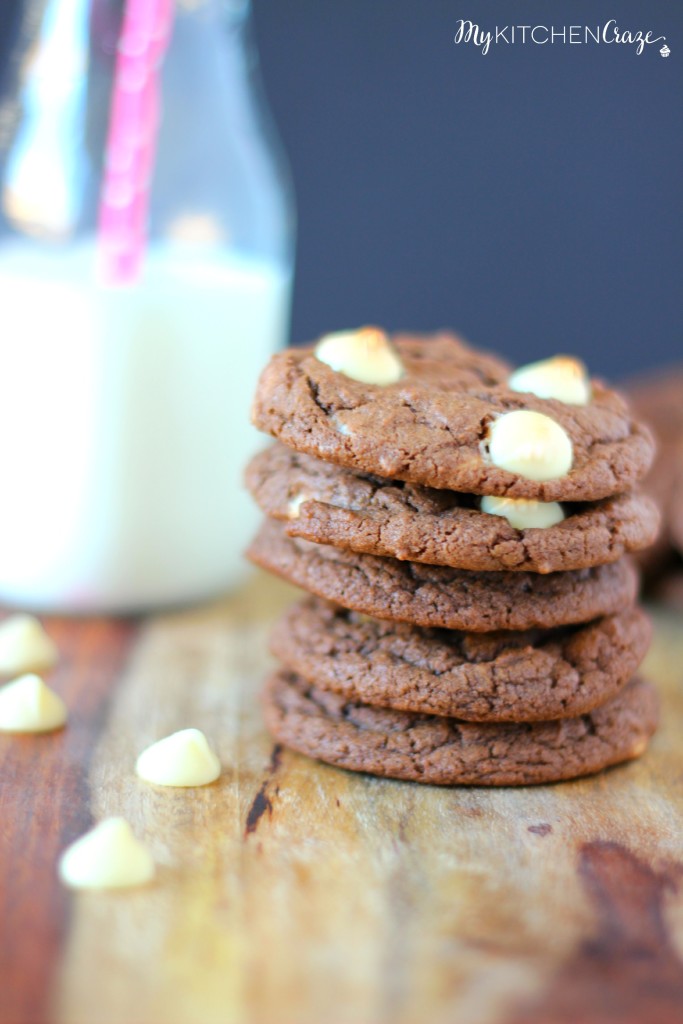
(627, 368, 683, 441)
(247, 444, 659, 573)
(252, 337, 654, 501)
(627, 368, 683, 571)
(247, 519, 639, 632)
(270, 598, 651, 722)
(671, 470, 683, 553)
(262, 672, 658, 786)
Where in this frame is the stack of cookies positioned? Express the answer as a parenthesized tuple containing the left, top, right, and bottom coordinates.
(246, 329, 660, 786)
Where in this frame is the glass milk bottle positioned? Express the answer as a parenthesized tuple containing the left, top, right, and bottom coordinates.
(0, 0, 294, 611)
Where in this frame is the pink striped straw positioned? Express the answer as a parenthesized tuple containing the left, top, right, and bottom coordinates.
(98, 0, 174, 284)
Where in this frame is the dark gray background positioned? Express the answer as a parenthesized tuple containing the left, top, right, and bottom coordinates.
(253, 1, 682, 377)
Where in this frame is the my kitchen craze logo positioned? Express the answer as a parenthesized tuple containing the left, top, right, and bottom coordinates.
(454, 20, 669, 56)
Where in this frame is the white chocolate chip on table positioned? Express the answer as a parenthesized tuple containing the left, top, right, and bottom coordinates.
(58, 818, 155, 890)
(509, 355, 592, 406)
(314, 327, 404, 385)
(480, 495, 566, 530)
(0, 614, 58, 677)
(0, 673, 67, 733)
(486, 410, 573, 482)
(136, 728, 221, 787)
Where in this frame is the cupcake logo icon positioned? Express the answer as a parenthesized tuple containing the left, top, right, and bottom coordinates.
(660, 44, 671, 57)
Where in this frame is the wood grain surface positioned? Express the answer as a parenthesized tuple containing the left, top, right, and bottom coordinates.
(1, 572, 682, 1024)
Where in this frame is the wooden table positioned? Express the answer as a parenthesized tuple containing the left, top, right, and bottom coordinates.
(1, 571, 682, 1024)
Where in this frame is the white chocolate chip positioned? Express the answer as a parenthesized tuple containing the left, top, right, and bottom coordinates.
(314, 327, 404, 385)
(58, 818, 155, 890)
(0, 615, 58, 677)
(487, 410, 573, 481)
(509, 356, 591, 406)
(135, 728, 221, 787)
(629, 736, 648, 758)
(0, 674, 67, 733)
(480, 495, 565, 530)
(287, 493, 308, 519)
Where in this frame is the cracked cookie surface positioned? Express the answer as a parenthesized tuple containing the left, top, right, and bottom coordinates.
(251, 335, 655, 501)
(262, 672, 658, 786)
(270, 598, 651, 722)
(247, 444, 659, 573)
(247, 519, 639, 632)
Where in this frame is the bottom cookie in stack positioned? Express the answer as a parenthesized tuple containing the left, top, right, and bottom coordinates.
(263, 671, 657, 787)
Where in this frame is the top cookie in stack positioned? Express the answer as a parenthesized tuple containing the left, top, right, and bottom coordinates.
(247, 329, 660, 786)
